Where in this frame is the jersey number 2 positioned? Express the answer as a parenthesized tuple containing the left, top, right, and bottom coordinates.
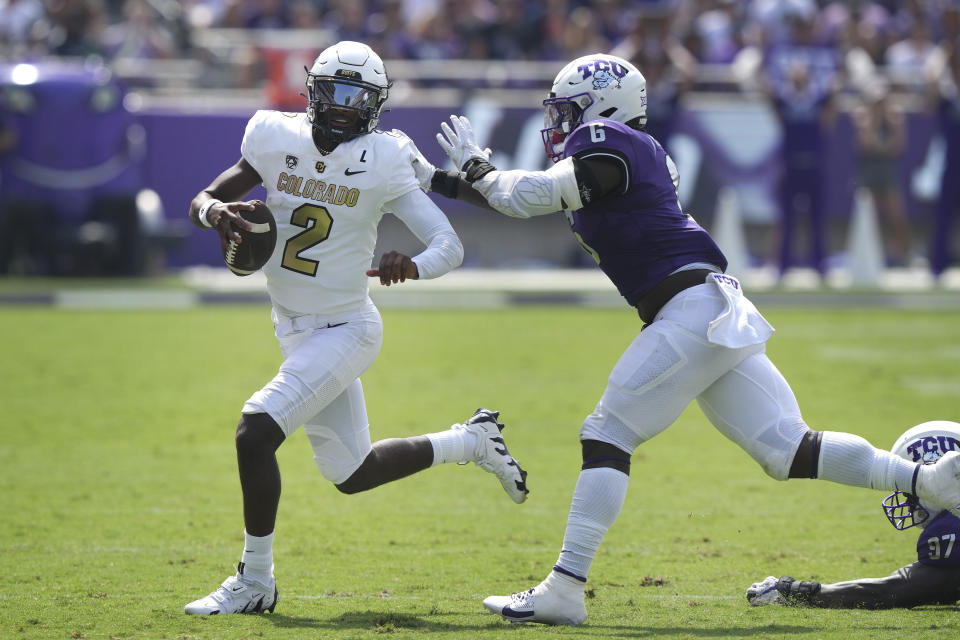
(281, 204, 333, 277)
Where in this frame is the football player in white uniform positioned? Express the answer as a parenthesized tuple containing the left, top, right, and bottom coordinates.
(183, 41, 528, 616)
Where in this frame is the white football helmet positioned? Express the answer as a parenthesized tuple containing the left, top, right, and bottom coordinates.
(541, 53, 647, 162)
(883, 420, 960, 530)
(306, 41, 390, 146)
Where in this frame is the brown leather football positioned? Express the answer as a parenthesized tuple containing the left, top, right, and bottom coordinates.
(223, 200, 277, 276)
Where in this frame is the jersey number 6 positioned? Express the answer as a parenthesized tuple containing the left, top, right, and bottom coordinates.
(281, 203, 333, 277)
(589, 122, 605, 143)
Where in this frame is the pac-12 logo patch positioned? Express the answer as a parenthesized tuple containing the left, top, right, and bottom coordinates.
(285, 154, 298, 170)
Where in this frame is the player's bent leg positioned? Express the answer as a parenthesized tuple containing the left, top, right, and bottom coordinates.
(798, 431, 917, 493)
(335, 436, 433, 493)
(335, 408, 530, 504)
(697, 351, 811, 480)
(235, 413, 286, 536)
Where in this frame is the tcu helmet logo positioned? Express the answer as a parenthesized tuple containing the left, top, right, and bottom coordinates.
(577, 59, 628, 89)
(592, 69, 621, 90)
(905, 436, 959, 463)
(285, 154, 298, 170)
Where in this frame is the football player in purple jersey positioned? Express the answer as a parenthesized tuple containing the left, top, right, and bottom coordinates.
(414, 53, 960, 625)
(748, 421, 960, 609)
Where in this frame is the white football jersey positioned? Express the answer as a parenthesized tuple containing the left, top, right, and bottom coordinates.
(241, 110, 422, 316)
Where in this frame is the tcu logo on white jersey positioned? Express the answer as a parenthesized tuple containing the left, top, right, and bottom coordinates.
(712, 273, 740, 290)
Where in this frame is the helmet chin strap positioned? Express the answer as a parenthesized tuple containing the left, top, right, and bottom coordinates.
(311, 126, 339, 155)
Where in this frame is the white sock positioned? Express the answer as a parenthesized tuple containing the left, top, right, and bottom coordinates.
(818, 431, 917, 492)
(555, 467, 629, 581)
(426, 427, 479, 465)
(539, 568, 585, 594)
(240, 530, 274, 582)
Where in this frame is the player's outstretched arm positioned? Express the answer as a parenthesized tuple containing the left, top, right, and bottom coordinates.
(189, 158, 264, 251)
(411, 139, 495, 212)
(747, 564, 960, 609)
(432, 115, 625, 218)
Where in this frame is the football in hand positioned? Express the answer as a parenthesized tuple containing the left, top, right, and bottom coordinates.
(223, 200, 277, 276)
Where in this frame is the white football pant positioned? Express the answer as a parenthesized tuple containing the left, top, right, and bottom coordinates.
(243, 301, 382, 484)
(580, 276, 808, 480)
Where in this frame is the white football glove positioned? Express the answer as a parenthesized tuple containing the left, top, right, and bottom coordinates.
(436, 115, 491, 170)
(411, 146, 437, 192)
(745, 576, 782, 606)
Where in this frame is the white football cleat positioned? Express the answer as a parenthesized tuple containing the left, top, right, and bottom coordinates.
(916, 450, 960, 517)
(483, 571, 586, 625)
(184, 565, 278, 615)
(746, 576, 782, 606)
(457, 408, 529, 504)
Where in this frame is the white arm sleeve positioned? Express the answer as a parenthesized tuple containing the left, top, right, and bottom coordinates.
(384, 188, 464, 279)
(470, 156, 583, 218)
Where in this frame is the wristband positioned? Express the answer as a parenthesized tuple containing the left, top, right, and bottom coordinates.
(430, 170, 461, 199)
(462, 157, 496, 183)
(198, 199, 222, 228)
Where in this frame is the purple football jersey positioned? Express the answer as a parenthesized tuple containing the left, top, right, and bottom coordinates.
(917, 511, 960, 568)
(563, 119, 726, 305)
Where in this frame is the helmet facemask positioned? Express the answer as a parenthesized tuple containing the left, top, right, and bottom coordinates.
(882, 421, 960, 530)
(882, 490, 930, 530)
(307, 72, 386, 146)
(541, 92, 593, 162)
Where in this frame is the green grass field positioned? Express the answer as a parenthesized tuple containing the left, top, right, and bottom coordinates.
(2, 305, 959, 639)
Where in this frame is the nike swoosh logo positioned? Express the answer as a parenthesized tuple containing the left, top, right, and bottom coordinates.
(327, 321, 347, 328)
(344, 169, 366, 176)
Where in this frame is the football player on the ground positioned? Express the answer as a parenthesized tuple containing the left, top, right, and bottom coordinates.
(415, 53, 960, 625)
(182, 40, 528, 616)
(747, 421, 960, 609)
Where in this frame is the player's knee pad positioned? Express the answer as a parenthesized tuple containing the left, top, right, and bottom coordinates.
(788, 430, 824, 479)
(581, 439, 631, 475)
(235, 413, 285, 458)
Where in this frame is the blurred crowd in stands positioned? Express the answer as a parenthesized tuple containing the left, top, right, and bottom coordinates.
(2, 0, 960, 278)
(1, 0, 957, 85)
